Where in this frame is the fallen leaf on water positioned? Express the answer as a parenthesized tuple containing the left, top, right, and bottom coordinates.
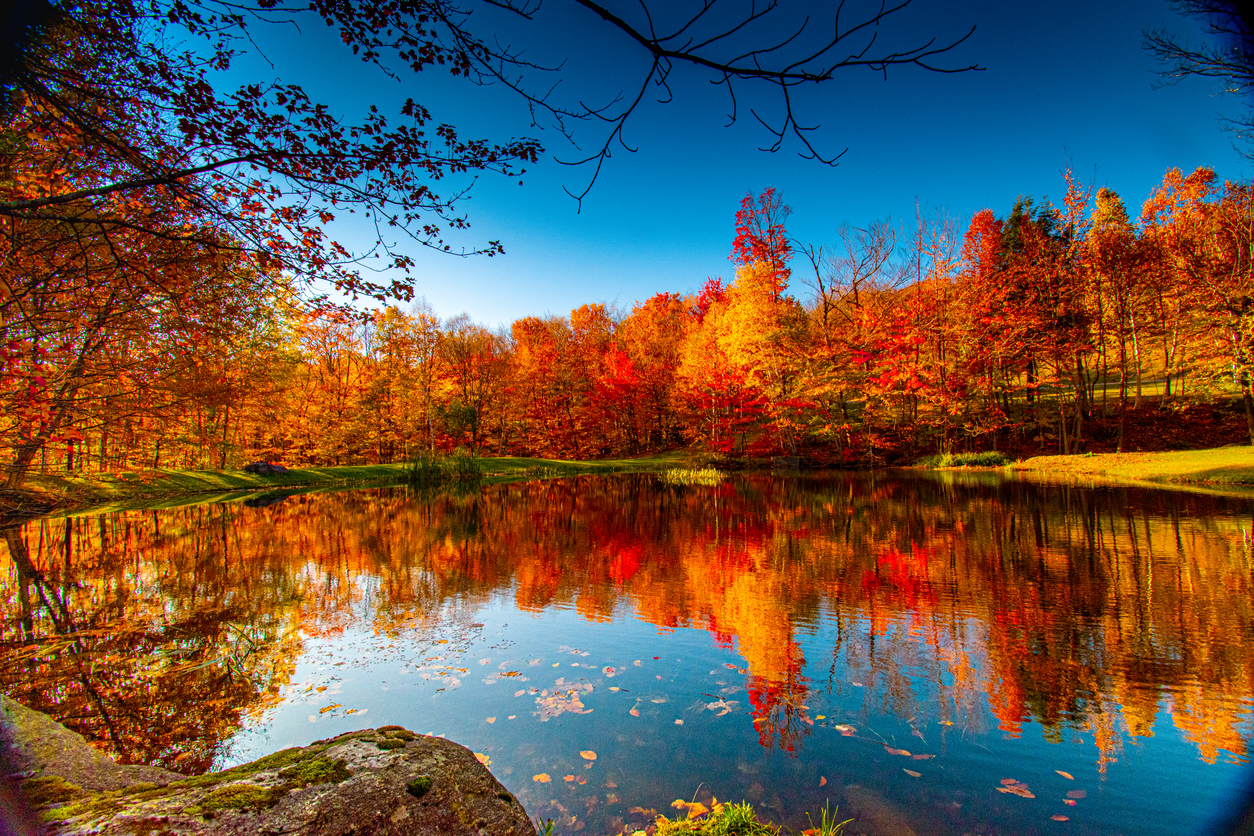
(629, 708, 640, 717)
(316, 686, 327, 693)
(581, 750, 597, 761)
(904, 769, 922, 778)
(533, 774, 551, 783)
(820, 776, 827, 786)
(634, 660, 642, 667)
(674, 719, 684, 725)
(1056, 770, 1074, 780)
(609, 687, 621, 691)
(553, 663, 560, 667)
(578, 776, 587, 785)
(486, 717, 496, 724)
(508, 715, 516, 720)
(884, 747, 911, 757)
(1064, 800, 1077, 807)
(816, 715, 826, 720)
(474, 753, 491, 766)
(912, 754, 935, 760)
(1051, 815, 1070, 822)
(345, 708, 357, 715)
(656, 675, 663, 681)
(603, 667, 617, 676)
(319, 704, 341, 714)
(564, 775, 575, 782)
(606, 780, 617, 788)
(832, 724, 856, 735)
(514, 690, 525, 697)
(1066, 790, 1086, 799)
(997, 779, 1035, 799)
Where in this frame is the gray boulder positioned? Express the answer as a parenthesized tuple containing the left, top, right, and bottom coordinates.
(242, 462, 289, 476)
(5, 697, 535, 836)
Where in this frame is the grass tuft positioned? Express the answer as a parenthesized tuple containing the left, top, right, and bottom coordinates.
(916, 451, 1009, 468)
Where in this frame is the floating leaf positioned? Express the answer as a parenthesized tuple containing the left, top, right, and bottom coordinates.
(819, 776, 827, 786)
(609, 686, 621, 691)
(514, 690, 525, 697)
(319, 704, 341, 714)
(603, 666, 617, 676)
(501, 671, 521, 677)
(911, 754, 935, 760)
(533, 773, 551, 783)
(1056, 770, 1074, 780)
(564, 775, 576, 782)
(904, 769, 922, 777)
(508, 715, 516, 720)
(1064, 800, 1077, 807)
(816, 715, 826, 720)
(629, 708, 640, 717)
(1066, 790, 1086, 799)
(577, 776, 587, 785)
(997, 779, 1035, 799)
(885, 747, 911, 757)
(581, 751, 597, 761)
(1051, 815, 1070, 822)
(474, 753, 492, 766)
(674, 719, 684, 725)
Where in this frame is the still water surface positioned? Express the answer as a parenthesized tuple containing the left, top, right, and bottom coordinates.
(3, 471, 1254, 835)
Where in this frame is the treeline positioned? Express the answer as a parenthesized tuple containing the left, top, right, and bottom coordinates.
(4, 170, 1253, 481)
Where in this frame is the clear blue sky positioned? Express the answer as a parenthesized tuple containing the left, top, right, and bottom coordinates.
(241, 0, 1249, 328)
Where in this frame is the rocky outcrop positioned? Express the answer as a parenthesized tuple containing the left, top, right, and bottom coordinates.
(4, 697, 535, 836)
(242, 462, 290, 476)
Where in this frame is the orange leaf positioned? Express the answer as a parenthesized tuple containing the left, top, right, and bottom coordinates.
(884, 746, 911, 756)
(1051, 815, 1069, 822)
(1055, 770, 1074, 780)
(819, 776, 827, 786)
(486, 717, 496, 724)
(564, 775, 575, 782)
(580, 750, 597, 761)
(533, 773, 551, 783)
(903, 769, 922, 777)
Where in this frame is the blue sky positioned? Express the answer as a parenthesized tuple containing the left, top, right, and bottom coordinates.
(241, 0, 1250, 328)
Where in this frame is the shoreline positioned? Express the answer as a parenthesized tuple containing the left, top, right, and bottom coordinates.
(4, 446, 1252, 525)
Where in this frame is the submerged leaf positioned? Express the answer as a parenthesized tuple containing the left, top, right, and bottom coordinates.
(904, 769, 922, 777)
(1066, 790, 1086, 799)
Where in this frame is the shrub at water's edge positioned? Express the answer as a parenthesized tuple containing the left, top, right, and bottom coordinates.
(406, 449, 484, 488)
(914, 451, 1010, 468)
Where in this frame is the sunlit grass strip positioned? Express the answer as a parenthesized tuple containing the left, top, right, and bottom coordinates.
(1013, 446, 1254, 485)
(660, 468, 727, 486)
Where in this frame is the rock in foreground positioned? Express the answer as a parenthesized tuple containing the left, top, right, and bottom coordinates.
(5, 699, 534, 836)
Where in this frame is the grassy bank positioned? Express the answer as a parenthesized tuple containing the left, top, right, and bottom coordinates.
(1012, 446, 1254, 487)
(2, 451, 698, 520)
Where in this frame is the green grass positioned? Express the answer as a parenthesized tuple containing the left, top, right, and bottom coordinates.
(915, 451, 1010, 468)
(1013, 446, 1254, 487)
(8, 451, 700, 517)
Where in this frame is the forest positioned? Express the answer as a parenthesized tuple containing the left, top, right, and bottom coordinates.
(3, 165, 1254, 484)
(3, 0, 1254, 487)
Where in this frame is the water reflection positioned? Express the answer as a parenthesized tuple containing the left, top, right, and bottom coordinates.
(2, 472, 1254, 833)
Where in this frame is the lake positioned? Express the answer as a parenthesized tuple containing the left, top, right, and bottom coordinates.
(3, 471, 1253, 835)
